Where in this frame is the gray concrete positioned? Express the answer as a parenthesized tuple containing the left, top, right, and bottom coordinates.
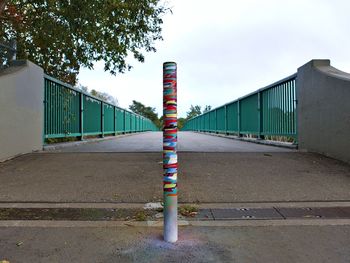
(0, 60, 44, 162)
(0, 152, 349, 203)
(297, 59, 350, 164)
(0, 225, 349, 262)
(57, 131, 293, 152)
(178, 132, 293, 152)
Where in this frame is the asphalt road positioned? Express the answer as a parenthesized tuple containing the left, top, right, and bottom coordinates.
(0, 152, 349, 203)
(57, 131, 294, 152)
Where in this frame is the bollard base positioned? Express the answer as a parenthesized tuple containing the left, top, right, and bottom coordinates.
(163, 195, 178, 243)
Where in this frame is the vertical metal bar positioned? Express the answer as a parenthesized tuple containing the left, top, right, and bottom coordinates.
(215, 109, 217, 133)
(278, 85, 281, 135)
(291, 80, 295, 135)
(57, 83, 59, 136)
(284, 82, 288, 135)
(54, 81, 56, 136)
(288, 81, 292, 134)
(273, 87, 276, 134)
(50, 81, 53, 134)
(80, 93, 84, 140)
(289, 81, 292, 134)
(268, 89, 272, 135)
(282, 84, 285, 134)
(60, 84, 63, 136)
(208, 112, 211, 132)
(237, 100, 241, 136)
(123, 110, 126, 133)
(293, 78, 298, 141)
(114, 107, 117, 135)
(51, 81, 54, 136)
(68, 87, 71, 135)
(277, 85, 280, 135)
(258, 91, 262, 139)
(43, 79, 46, 144)
(130, 113, 132, 133)
(224, 105, 228, 134)
(61, 84, 64, 136)
(282, 83, 285, 135)
(48, 80, 51, 137)
(163, 61, 178, 243)
(101, 102, 104, 137)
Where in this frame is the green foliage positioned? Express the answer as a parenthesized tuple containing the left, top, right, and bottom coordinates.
(129, 100, 160, 127)
(186, 105, 201, 120)
(203, 105, 212, 113)
(134, 210, 147, 221)
(46, 137, 79, 144)
(177, 117, 186, 130)
(178, 205, 198, 217)
(0, 0, 169, 84)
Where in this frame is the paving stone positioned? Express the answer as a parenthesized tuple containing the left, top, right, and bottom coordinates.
(276, 207, 350, 219)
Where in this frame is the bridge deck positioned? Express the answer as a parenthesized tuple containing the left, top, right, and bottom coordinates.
(57, 131, 293, 152)
(0, 132, 349, 203)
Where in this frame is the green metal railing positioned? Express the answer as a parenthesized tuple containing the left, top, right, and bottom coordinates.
(44, 75, 158, 141)
(182, 74, 297, 140)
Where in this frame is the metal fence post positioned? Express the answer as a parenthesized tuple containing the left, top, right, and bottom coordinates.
(123, 110, 126, 134)
(114, 106, 117, 136)
(163, 62, 178, 243)
(224, 105, 228, 135)
(80, 93, 84, 140)
(237, 100, 241, 137)
(258, 91, 263, 139)
(101, 102, 104, 137)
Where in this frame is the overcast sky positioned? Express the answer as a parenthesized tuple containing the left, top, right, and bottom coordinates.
(78, 0, 350, 118)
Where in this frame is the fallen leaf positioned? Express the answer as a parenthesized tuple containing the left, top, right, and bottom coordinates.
(189, 212, 198, 217)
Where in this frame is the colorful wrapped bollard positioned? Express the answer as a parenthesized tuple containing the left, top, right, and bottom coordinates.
(163, 62, 178, 243)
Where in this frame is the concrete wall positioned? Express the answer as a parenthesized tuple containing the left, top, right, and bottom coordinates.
(0, 60, 44, 161)
(297, 60, 350, 164)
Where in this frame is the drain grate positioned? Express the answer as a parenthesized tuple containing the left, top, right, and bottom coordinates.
(210, 208, 283, 220)
(185, 209, 214, 220)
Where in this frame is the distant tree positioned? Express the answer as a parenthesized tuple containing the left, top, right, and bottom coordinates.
(90, 89, 119, 106)
(76, 83, 88, 93)
(203, 105, 212, 113)
(177, 117, 186, 130)
(0, 0, 170, 84)
(129, 100, 160, 127)
(186, 105, 201, 120)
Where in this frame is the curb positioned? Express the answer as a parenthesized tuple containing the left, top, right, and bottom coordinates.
(0, 219, 349, 228)
(43, 132, 151, 151)
(193, 131, 298, 149)
(0, 201, 350, 209)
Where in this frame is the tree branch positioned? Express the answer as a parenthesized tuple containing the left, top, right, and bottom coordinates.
(0, 0, 9, 15)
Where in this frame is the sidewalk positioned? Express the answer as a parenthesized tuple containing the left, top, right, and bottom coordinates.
(1, 224, 349, 262)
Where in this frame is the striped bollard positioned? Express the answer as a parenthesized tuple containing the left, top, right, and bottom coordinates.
(163, 62, 178, 243)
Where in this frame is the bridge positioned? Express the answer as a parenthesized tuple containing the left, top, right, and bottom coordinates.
(0, 59, 349, 262)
